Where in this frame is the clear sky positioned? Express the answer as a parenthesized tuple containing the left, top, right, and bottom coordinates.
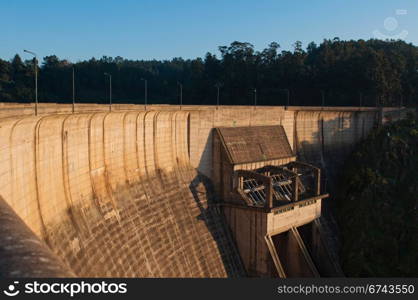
(2, 0, 418, 62)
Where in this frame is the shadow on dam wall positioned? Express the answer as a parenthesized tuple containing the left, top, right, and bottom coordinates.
(294, 110, 377, 192)
(294, 110, 377, 224)
(292, 110, 377, 269)
(0, 105, 383, 277)
(189, 172, 245, 276)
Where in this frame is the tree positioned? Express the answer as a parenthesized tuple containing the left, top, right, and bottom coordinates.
(0, 39, 417, 107)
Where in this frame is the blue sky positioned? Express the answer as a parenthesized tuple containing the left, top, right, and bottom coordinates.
(2, 0, 418, 62)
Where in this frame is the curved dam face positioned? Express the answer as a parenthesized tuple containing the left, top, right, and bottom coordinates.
(0, 104, 383, 277)
(0, 110, 243, 277)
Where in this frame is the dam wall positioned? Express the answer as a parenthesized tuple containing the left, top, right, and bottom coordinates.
(0, 103, 382, 277)
(187, 106, 377, 182)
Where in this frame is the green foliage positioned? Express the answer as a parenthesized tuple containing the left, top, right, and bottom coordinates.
(1, 38, 418, 106)
(336, 115, 418, 276)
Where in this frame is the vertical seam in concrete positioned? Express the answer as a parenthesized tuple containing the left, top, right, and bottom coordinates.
(135, 111, 151, 198)
(170, 111, 177, 170)
(61, 114, 76, 210)
(293, 111, 298, 156)
(121, 111, 129, 183)
(102, 112, 118, 214)
(319, 112, 325, 162)
(134, 111, 141, 174)
(87, 112, 100, 211)
(132, 110, 143, 179)
(34, 115, 50, 243)
(9, 117, 26, 208)
(142, 111, 150, 179)
(61, 114, 87, 239)
(153, 111, 160, 174)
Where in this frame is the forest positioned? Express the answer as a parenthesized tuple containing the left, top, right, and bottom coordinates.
(1, 38, 418, 107)
(336, 113, 418, 276)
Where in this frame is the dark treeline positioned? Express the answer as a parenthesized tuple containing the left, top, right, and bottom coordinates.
(1, 38, 418, 107)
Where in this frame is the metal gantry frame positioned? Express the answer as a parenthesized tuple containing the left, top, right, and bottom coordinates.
(23, 50, 38, 115)
(234, 162, 322, 209)
(243, 178, 266, 206)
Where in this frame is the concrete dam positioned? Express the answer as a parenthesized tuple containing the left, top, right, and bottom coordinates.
(0, 103, 385, 277)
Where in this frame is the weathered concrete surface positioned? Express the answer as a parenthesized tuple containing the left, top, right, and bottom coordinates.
(0, 110, 243, 277)
(0, 104, 384, 277)
(293, 110, 377, 185)
(0, 196, 74, 277)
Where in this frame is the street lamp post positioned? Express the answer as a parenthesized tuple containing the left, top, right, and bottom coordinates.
(280, 89, 290, 107)
(178, 82, 183, 109)
(104, 73, 112, 111)
(253, 88, 257, 108)
(141, 78, 147, 110)
(72, 66, 75, 113)
(23, 50, 38, 115)
(215, 83, 222, 109)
